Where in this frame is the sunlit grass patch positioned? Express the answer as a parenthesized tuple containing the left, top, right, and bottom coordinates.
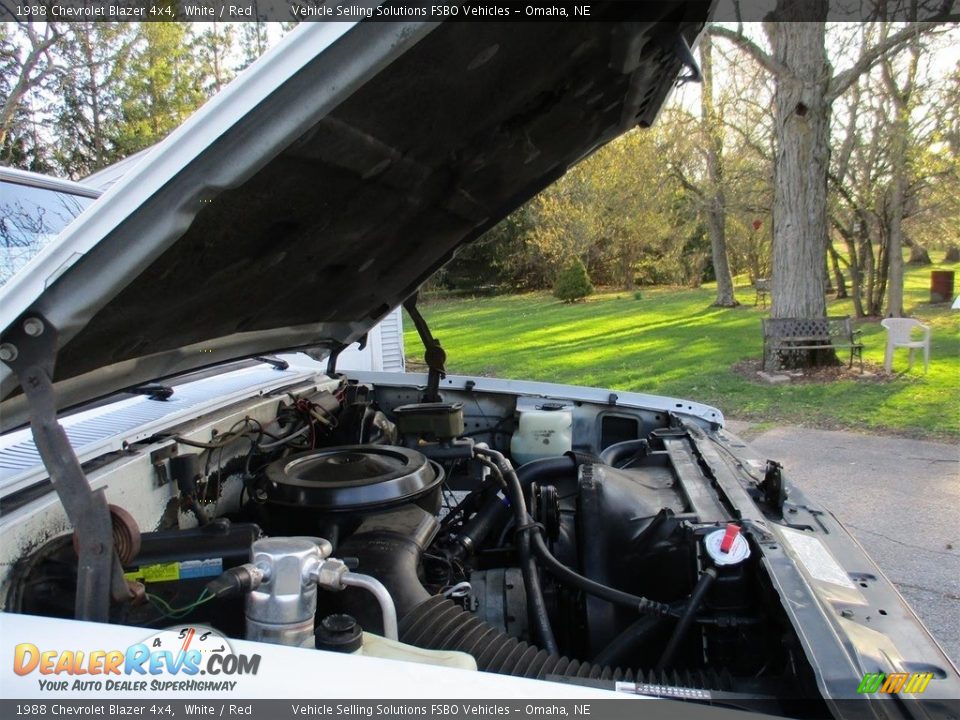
(407, 262, 960, 439)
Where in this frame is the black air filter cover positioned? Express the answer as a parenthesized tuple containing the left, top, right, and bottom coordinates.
(264, 445, 443, 512)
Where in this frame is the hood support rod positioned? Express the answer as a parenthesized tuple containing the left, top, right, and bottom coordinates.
(0, 314, 131, 621)
(403, 294, 446, 403)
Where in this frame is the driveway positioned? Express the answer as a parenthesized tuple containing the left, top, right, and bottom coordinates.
(727, 421, 960, 666)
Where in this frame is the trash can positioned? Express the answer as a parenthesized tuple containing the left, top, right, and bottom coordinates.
(931, 270, 955, 303)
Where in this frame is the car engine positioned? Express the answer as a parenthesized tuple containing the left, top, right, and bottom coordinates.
(7, 381, 826, 714)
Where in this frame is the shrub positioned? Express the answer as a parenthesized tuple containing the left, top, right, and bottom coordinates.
(553, 257, 594, 303)
(633, 290, 643, 301)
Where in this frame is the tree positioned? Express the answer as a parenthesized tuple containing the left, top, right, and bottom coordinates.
(1, 20, 293, 178)
(238, 20, 270, 71)
(195, 22, 236, 95)
(0, 21, 62, 151)
(661, 37, 776, 297)
(827, 23, 956, 317)
(762, 16, 831, 327)
(880, 21, 921, 317)
(0, 21, 64, 170)
(51, 23, 134, 177)
(830, 61, 884, 317)
(709, 8, 949, 362)
(587, 130, 681, 289)
(912, 66, 960, 257)
(699, 33, 738, 307)
(114, 23, 205, 156)
(553, 257, 593, 302)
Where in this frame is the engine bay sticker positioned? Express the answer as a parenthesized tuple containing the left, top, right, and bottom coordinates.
(778, 527, 856, 589)
(124, 557, 223, 583)
(179, 557, 224, 579)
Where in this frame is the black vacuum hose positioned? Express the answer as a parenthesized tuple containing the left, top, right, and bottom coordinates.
(529, 531, 672, 617)
(475, 447, 559, 655)
(472, 450, 673, 651)
(656, 568, 717, 671)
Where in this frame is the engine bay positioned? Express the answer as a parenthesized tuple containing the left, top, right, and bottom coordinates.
(5, 374, 827, 714)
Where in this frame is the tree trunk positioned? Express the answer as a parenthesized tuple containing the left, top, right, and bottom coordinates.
(621, 238, 636, 291)
(700, 34, 738, 308)
(828, 246, 848, 298)
(873, 224, 890, 315)
(79, 25, 105, 170)
(881, 22, 920, 318)
(765, 12, 837, 364)
(841, 234, 865, 317)
(884, 134, 907, 318)
(213, 23, 224, 92)
(861, 224, 879, 315)
(706, 204, 738, 305)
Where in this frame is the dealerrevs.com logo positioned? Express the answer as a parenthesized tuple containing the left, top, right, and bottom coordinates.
(13, 625, 260, 692)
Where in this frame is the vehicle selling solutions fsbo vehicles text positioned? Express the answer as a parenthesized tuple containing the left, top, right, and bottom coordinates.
(289, 705, 517, 716)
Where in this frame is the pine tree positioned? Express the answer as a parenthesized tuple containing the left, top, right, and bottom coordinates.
(114, 23, 204, 156)
(237, 20, 270, 71)
(553, 257, 593, 303)
(52, 23, 133, 177)
(194, 22, 236, 95)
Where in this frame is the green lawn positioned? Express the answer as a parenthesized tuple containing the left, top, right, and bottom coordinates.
(405, 261, 960, 439)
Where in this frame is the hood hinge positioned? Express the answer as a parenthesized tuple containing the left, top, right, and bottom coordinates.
(0, 313, 131, 621)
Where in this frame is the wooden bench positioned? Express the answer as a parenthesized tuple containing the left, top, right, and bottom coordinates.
(762, 316, 864, 371)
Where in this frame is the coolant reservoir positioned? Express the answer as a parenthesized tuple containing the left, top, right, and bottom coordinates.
(510, 402, 573, 466)
(358, 632, 477, 670)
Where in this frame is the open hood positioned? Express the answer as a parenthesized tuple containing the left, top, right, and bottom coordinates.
(0, 9, 709, 431)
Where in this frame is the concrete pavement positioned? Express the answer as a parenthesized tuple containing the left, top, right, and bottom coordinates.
(727, 421, 960, 666)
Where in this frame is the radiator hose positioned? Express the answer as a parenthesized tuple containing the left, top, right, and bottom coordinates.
(400, 595, 727, 690)
(475, 447, 559, 655)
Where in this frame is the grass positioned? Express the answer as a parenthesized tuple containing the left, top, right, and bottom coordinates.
(405, 259, 960, 440)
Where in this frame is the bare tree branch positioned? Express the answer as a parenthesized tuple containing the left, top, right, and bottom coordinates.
(705, 25, 791, 78)
(669, 160, 705, 199)
(0, 21, 63, 143)
(721, 117, 772, 161)
(827, 21, 949, 103)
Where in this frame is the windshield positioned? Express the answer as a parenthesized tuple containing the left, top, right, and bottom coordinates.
(0, 180, 95, 286)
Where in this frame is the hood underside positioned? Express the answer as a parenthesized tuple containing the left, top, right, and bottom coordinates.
(0, 10, 708, 431)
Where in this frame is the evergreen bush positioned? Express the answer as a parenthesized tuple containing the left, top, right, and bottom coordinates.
(553, 258, 594, 302)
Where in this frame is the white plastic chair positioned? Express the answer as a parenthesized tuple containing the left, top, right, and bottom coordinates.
(881, 318, 931, 373)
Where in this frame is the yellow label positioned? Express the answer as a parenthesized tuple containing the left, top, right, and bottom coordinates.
(124, 562, 180, 583)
